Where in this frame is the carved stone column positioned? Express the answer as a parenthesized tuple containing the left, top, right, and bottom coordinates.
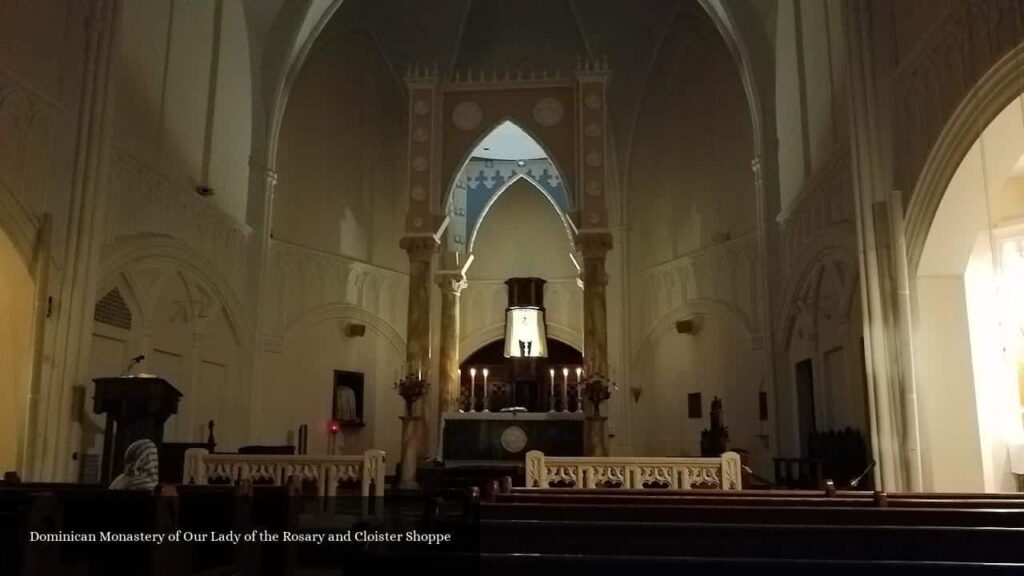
(436, 272, 467, 422)
(578, 232, 613, 374)
(399, 235, 438, 485)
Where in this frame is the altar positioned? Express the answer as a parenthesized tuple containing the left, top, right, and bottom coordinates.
(441, 411, 584, 462)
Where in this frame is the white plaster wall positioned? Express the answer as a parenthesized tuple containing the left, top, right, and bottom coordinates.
(0, 227, 34, 473)
(262, 320, 404, 474)
(633, 310, 771, 476)
(272, 28, 405, 269)
(113, 0, 252, 224)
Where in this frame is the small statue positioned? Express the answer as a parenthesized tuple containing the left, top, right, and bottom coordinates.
(700, 396, 729, 456)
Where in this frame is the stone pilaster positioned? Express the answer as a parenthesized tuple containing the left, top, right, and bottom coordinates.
(577, 232, 613, 374)
(435, 272, 467, 422)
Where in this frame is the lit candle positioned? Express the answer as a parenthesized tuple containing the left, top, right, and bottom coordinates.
(562, 367, 569, 413)
(482, 368, 490, 412)
(575, 367, 583, 412)
(549, 368, 556, 412)
(470, 368, 477, 412)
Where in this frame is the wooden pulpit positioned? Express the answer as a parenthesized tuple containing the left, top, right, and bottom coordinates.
(92, 376, 182, 484)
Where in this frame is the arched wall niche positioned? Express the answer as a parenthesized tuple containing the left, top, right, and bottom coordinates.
(777, 247, 865, 460)
(74, 236, 250, 482)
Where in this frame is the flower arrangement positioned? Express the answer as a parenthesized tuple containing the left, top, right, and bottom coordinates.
(394, 372, 430, 417)
(580, 371, 618, 416)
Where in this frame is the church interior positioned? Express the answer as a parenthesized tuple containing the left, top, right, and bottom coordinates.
(3, 0, 1024, 574)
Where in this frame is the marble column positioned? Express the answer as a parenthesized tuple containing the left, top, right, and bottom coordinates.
(578, 232, 613, 374)
(436, 272, 467, 421)
(399, 236, 438, 487)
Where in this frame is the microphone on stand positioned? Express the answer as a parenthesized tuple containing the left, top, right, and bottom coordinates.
(122, 354, 145, 376)
(849, 460, 876, 488)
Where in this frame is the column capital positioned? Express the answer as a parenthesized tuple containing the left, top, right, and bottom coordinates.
(575, 231, 614, 258)
(400, 235, 440, 262)
(435, 272, 467, 295)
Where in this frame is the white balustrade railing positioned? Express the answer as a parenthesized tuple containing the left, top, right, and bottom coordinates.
(525, 451, 742, 490)
(183, 449, 386, 498)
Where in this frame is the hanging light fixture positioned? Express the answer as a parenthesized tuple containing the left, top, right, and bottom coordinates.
(503, 278, 549, 358)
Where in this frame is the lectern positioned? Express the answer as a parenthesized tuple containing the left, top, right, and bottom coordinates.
(92, 376, 182, 484)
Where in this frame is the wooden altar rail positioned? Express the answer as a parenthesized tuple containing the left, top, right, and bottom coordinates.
(524, 450, 742, 490)
(184, 448, 386, 498)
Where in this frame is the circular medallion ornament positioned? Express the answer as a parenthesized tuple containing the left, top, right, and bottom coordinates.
(452, 101, 483, 131)
(586, 180, 603, 197)
(585, 150, 603, 168)
(532, 97, 564, 127)
(413, 99, 430, 115)
(412, 216, 424, 229)
(500, 425, 528, 453)
(410, 185, 427, 201)
(412, 126, 429, 143)
(589, 211, 602, 225)
(411, 156, 429, 172)
(585, 122, 603, 138)
(585, 92, 602, 110)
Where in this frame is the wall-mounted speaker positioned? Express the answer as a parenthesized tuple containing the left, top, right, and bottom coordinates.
(676, 316, 703, 335)
(345, 323, 366, 337)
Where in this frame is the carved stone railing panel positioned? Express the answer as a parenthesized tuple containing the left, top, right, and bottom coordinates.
(267, 239, 409, 339)
(777, 145, 855, 272)
(893, 0, 1024, 197)
(106, 147, 250, 293)
(184, 449, 386, 498)
(635, 233, 760, 350)
(524, 450, 742, 490)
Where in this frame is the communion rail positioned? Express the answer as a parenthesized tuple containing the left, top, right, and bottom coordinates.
(525, 451, 742, 490)
(183, 448, 386, 497)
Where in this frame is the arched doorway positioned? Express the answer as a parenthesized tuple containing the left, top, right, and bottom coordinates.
(0, 224, 35, 475)
(914, 92, 1024, 492)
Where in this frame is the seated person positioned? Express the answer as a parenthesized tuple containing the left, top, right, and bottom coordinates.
(109, 438, 159, 491)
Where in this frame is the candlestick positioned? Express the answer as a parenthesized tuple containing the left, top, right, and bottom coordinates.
(562, 367, 569, 413)
(482, 368, 490, 412)
(575, 367, 583, 413)
(549, 368, 556, 412)
(469, 368, 477, 412)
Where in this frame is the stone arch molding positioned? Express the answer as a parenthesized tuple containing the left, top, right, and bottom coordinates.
(631, 299, 755, 370)
(98, 235, 250, 344)
(283, 303, 406, 359)
(466, 173, 577, 253)
(777, 246, 859, 349)
(905, 39, 1024, 275)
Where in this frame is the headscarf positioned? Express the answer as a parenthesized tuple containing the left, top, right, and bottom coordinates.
(109, 438, 159, 491)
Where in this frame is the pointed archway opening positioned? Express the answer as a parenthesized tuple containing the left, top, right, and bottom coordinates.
(445, 120, 575, 258)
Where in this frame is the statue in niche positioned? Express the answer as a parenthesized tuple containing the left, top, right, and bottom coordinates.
(333, 385, 358, 424)
(700, 396, 729, 456)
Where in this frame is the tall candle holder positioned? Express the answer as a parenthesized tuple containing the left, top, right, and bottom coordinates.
(469, 368, 477, 413)
(561, 367, 569, 413)
(575, 367, 584, 413)
(548, 368, 556, 413)
(482, 368, 490, 412)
